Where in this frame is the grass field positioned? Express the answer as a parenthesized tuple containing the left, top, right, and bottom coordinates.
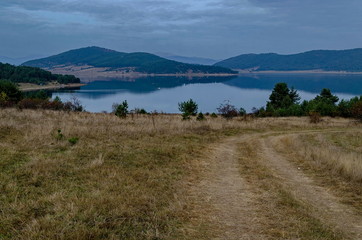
(0, 109, 361, 239)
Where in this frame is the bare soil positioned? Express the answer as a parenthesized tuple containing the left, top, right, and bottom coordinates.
(194, 130, 362, 239)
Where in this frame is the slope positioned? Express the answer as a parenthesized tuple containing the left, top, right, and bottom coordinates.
(214, 48, 362, 72)
(23, 47, 236, 74)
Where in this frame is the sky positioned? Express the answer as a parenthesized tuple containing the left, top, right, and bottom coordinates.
(1, 0, 362, 59)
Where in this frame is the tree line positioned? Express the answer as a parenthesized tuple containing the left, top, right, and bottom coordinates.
(175, 82, 362, 121)
(0, 80, 83, 111)
(254, 82, 362, 120)
(1, 79, 361, 121)
(0, 62, 80, 84)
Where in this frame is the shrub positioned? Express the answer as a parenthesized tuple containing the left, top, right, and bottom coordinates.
(217, 101, 238, 119)
(68, 137, 79, 145)
(178, 99, 198, 117)
(309, 111, 322, 123)
(42, 100, 64, 110)
(196, 112, 205, 121)
(24, 90, 50, 100)
(239, 107, 246, 116)
(134, 108, 147, 114)
(18, 98, 43, 109)
(115, 100, 129, 118)
(182, 113, 191, 120)
(351, 100, 362, 121)
(0, 80, 23, 103)
(210, 113, 218, 118)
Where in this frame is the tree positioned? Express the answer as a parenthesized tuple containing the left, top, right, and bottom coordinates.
(115, 100, 129, 118)
(239, 107, 246, 116)
(0, 80, 23, 103)
(305, 88, 339, 116)
(315, 88, 339, 104)
(178, 99, 198, 119)
(267, 83, 300, 110)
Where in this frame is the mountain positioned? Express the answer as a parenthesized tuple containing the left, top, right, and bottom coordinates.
(155, 52, 220, 65)
(22, 47, 236, 75)
(214, 48, 362, 72)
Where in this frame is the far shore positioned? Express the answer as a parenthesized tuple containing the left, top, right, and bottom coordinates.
(237, 70, 362, 75)
(19, 83, 86, 92)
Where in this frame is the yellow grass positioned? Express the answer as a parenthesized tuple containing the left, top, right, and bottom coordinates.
(274, 132, 362, 182)
(0, 109, 360, 239)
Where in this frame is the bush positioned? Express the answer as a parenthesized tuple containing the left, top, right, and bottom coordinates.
(196, 112, 205, 121)
(351, 100, 362, 121)
(24, 90, 50, 100)
(239, 107, 246, 116)
(69, 96, 83, 112)
(133, 108, 147, 114)
(178, 99, 198, 117)
(18, 98, 44, 109)
(115, 100, 128, 118)
(0, 80, 23, 103)
(68, 137, 79, 145)
(217, 101, 238, 119)
(309, 111, 322, 123)
(210, 113, 218, 118)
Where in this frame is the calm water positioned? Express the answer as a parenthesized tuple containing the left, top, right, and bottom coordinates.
(53, 74, 362, 113)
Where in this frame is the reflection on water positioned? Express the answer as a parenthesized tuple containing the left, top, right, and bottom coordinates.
(52, 74, 362, 113)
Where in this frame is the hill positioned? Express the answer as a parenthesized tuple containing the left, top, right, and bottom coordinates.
(22, 47, 236, 75)
(155, 52, 220, 65)
(214, 48, 362, 72)
(0, 62, 80, 84)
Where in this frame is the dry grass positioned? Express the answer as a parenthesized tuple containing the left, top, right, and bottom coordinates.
(236, 139, 345, 240)
(0, 109, 360, 239)
(272, 132, 362, 213)
(273, 131, 362, 182)
(0, 109, 230, 239)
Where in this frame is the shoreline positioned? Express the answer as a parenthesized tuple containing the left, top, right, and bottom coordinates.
(19, 83, 86, 92)
(44, 65, 238, 81)
(237, 70, 362, 75)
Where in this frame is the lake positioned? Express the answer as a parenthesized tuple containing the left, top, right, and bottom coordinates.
(52, 74, 362, 113)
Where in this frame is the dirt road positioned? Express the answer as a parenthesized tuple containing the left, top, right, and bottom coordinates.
(194, 130, 362, 240)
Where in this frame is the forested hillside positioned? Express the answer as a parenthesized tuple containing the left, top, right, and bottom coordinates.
(23, 46, 237, 74)
(0, 62, 80, 84)
(215, 48, 362, 72)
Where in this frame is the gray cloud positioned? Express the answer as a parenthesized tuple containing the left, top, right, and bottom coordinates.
(1, 0, 362, 59)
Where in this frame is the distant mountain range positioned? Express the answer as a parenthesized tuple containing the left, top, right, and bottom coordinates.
(214, 48, 362, 72)
(0, 55, 45, 66)
(155, 52, 220, 65)
(22, 47, 236, 75)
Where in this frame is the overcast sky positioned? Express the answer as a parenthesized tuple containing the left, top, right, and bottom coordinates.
(1, 0, 362, 59)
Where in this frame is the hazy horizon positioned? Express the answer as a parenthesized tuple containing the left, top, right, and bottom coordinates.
(1, 0, 362, 59)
